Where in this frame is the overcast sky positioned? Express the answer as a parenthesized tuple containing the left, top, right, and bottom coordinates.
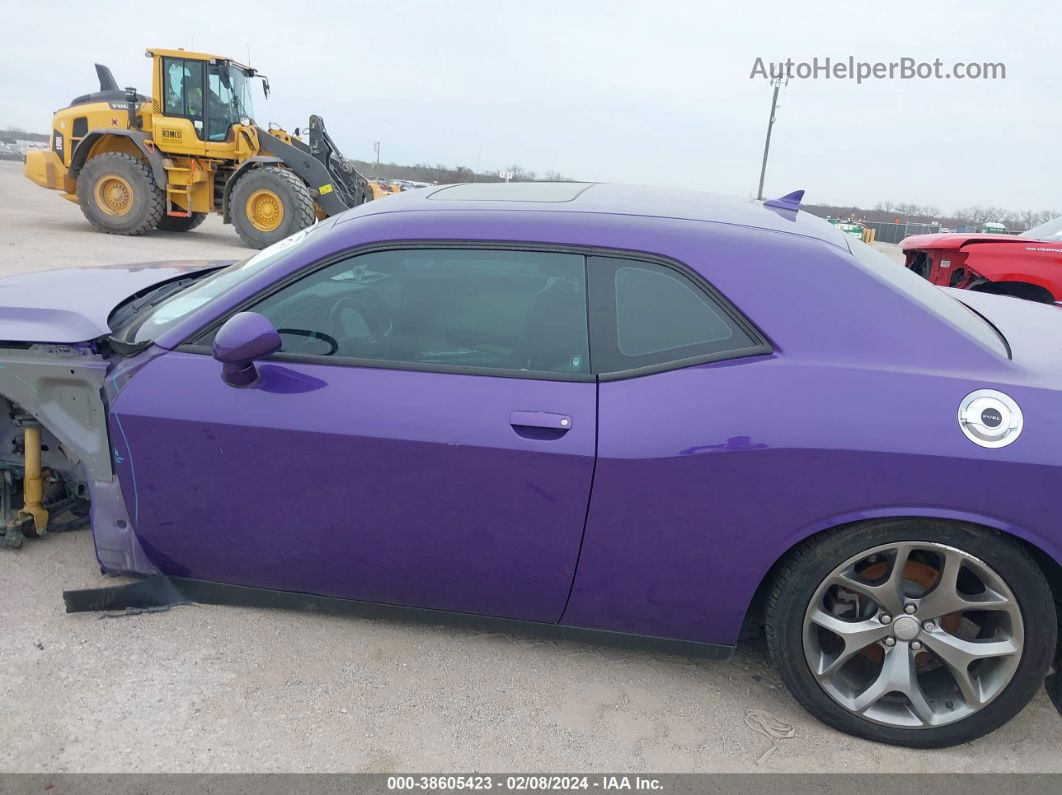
(2, 0, 1058, 213)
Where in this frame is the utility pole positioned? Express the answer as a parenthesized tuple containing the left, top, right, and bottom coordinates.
(756, 77, 787, 201)
(373, 141, 380, 170)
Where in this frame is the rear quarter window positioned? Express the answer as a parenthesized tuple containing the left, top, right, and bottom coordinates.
(588, 255, 768, 375)
(614, 265, 736, 356)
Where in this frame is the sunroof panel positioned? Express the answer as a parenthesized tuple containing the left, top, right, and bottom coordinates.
(426, 182, 594, 203)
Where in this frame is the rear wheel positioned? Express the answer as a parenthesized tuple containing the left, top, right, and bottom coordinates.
(156, 212, 207, 232)
(229, 166, 316, 249)
(766, 519, 1056, 748)
(76, 152, 164, 236)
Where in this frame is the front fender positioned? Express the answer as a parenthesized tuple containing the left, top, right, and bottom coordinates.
(220, 155, 283, 223)
(70, 130, 168, 188)
(0, 344, 158, 574)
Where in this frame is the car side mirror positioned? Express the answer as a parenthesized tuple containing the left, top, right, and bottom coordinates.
(212, 312, 282, 387)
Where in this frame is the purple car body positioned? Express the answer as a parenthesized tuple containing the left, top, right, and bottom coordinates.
(2, 183, 1061, 658)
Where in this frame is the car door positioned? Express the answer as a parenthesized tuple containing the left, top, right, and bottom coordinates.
(561, 254, 774, 641)
(109, 247, 596, 622)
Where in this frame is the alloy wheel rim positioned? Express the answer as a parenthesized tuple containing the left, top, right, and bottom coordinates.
(95, 175, 133, 216)
(246, 189, 284, 232)
(802, 541, 1023, 729)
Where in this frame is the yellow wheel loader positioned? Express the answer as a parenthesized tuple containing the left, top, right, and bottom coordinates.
(24, 49, 374, 248)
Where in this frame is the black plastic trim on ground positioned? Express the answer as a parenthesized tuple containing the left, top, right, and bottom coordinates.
(63, 576, 735, 660)
(1048, 623, 1062, 715)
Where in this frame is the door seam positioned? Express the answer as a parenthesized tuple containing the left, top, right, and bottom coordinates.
(557, 376, 599, 623)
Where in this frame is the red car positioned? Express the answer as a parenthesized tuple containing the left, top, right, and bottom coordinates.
(902, 217, 1062, 304)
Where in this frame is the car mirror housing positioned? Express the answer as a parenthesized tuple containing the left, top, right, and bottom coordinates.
(212, 312, 282, 387)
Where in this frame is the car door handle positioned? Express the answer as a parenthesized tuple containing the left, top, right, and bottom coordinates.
(510, 411, 573, 430)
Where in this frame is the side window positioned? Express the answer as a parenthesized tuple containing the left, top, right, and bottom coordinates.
(588, 256, 764, 374)
(232, 249, 590, 376)
(162, 58, 184, 116)
(163, 58, 205, 129)
(206, 64, 235, 142)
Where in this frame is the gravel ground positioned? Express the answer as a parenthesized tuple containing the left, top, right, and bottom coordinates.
(0, 161, 1059, 772)
(872, 240, 905, 264)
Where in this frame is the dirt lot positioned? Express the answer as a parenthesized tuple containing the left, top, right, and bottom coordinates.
(0, 161, 1059, 772)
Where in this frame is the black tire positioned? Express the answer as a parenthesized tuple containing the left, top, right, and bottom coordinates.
(970, 281, 1055, 304)
(228, 166, 316, 249)
(76, 152, 164, 236)
(765, 519, 1057, 748)
(156, 212, 207, 232)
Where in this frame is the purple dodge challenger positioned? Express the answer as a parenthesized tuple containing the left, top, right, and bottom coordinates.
(1, 182, 1059, 747)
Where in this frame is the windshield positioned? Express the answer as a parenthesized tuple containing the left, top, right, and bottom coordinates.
(206, 62, 256, 141)
(1020, 215, 1062, 242)
(847, 238, 1009, 357)
(126, 223, 326, 343)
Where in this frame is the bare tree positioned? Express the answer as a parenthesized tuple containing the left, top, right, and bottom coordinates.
(954, 206, 1007, 226)
(504, 165, 537, 182)
(1018, 209, 1057, 230)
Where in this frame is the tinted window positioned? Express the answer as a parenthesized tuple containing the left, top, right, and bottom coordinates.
(589, 256, 762, 374)
(241, 249, 590, 376)
(129, 224, 329, 343)
(615, 265, 735, 356)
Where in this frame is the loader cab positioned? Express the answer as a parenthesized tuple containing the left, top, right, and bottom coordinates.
(151, 49, 258, 146)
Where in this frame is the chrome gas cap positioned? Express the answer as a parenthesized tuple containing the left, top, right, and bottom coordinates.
(958, 389, 1023, 448)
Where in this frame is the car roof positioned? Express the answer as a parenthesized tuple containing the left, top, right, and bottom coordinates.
(338, 182, 851, 250)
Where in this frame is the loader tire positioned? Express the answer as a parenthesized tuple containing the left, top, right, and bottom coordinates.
(157, 212, 207, 232)
(229, 166, 316, 249)
(76, 153, 165, 236)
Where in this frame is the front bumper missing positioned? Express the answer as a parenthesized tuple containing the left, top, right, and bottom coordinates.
(0, 465, 89, 550)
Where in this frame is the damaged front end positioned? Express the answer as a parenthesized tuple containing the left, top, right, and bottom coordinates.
(0, 259, 225, 563)
(0, 414, 88, 548)
(0, 343, 98, 548)
(0, 341, 154, 573)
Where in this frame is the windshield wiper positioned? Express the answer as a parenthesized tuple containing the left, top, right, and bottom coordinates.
(108, 270, 218, 340)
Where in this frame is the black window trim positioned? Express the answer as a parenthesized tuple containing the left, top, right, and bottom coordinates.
(160, 56, 208, 138)
(162, 57, 198, 118)
(161, 56, 239, 143)
(587, 253, 772, 381)
(177, 241, 594, 383)
(174, 240, 772, 383)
